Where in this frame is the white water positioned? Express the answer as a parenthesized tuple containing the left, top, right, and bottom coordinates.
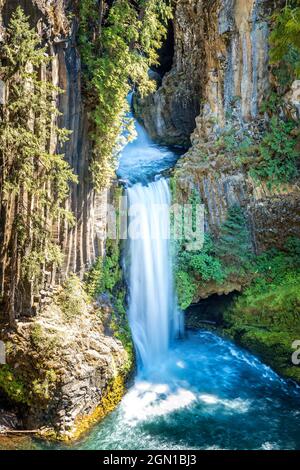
(126, 178, 181, 371)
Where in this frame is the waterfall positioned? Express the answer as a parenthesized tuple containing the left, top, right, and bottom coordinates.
(126, 178, 180, 371)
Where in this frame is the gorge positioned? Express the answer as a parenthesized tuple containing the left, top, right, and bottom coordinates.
(0, 0, 300, 451)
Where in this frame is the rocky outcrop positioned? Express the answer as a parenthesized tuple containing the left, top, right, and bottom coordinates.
(0, 0, 131, 442)
(0, 0, 108, 320)
(134, 0, 205, 146)
(136, 0, 299, 306)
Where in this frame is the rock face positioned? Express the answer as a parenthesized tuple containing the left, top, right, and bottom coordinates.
(0, 0, 108, 319)
(134, 0, 205, 146)
(0, 1, 130, 441)
(136, 0, 280, 145)
(141, 0, 299, 256)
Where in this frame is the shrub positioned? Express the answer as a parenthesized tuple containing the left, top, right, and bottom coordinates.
(270, 1, 300, 79)
(0, 364, 28, 404)
(56, 275, 89, 321)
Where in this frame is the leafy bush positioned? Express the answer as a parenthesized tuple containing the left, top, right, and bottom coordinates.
(224, 238, 300, 330)
(84, 257, 103, 299)
(56, 275, 89, 321)
(216, 205, 253, 271)
(224, 239, 300, 382)
(174, 206, 253, 310)
(0, 364, 28, 404)
(175, 270, 197, 310)
(175, 234, 226, 310)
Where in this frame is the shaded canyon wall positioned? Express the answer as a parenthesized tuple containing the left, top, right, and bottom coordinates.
(0, 0, 108, 318)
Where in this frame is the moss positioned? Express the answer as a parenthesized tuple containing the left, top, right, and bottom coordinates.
(31, 369, 58, 402)
(0, 364, 28, 404)
(55, 275, 89, 321)
(84, 211, 134, 373)
(30, 323, 59, 353)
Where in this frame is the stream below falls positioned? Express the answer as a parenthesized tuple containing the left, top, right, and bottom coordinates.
(30, 98, 300, 450)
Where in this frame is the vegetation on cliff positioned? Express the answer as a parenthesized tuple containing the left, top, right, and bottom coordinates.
(224, 239, 300, 382)
(85, 232, 134, 372)
(78, 0, 172, 191)
(174, 203, 252, 310)
(270, 0, 300, 79)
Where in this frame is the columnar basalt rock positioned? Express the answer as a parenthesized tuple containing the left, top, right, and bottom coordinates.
(0, 1, 108, 319)
(136, 0, 278, 145)
(137, 0, 299, 302)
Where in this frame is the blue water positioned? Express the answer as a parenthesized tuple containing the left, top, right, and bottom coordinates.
(40, 331, 300, 450)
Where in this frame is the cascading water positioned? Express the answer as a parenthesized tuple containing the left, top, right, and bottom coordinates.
(126, 178, 179, 370)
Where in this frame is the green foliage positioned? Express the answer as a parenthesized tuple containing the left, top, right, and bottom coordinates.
(225, 239, 300, 331)
(270, 1, 300, 79)
(31, 369, 57, 402)
(174, 206, 253, 310)
(78, 0, 172, 191)
(101, 239, 134, 366)
(250, 117, 299, 188)
(84, 257, 103, 299)
(84, 238, 134, 368)
(175, 270, 197, 310)
(224, 239, 300, 382)
(0, 7, 77, 289)
(175, 234, 226, 310)
(101, 239, 123, 292)
(30, 323, 59, 352)
(218, 110, 299, 189)
(0, 364, 28, 404)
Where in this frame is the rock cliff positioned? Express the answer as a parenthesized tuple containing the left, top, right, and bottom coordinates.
(0, 0, 129, 440)
(0, 0, 108, 320)
(140, 0, 299, 258)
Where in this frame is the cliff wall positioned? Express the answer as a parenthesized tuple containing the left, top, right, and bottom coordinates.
(139, 0, 299, 258)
